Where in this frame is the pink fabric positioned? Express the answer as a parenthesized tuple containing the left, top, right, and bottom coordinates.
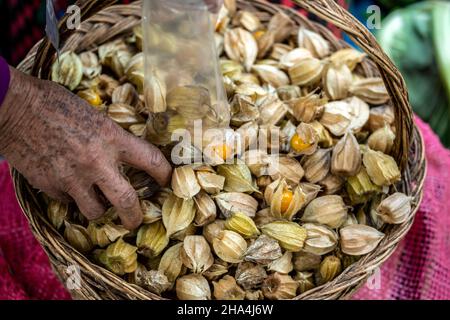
(0, 117, 449, 300)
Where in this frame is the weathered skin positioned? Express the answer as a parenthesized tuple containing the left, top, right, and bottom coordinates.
(0, 67, 172, 230)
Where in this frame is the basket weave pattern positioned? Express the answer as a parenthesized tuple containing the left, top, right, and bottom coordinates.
(13, 0, 426, 300)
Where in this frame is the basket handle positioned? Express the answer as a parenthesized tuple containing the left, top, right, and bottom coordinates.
(31, 0, 119, 77)
(293, 0, 412, 170)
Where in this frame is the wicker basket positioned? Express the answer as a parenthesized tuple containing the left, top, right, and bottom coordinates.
(13, 0, 426, 300)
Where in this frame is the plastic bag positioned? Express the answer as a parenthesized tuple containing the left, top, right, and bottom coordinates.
(142, 0, 229, 150)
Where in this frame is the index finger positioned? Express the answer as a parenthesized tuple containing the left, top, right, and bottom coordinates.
(117, 133, 173, 187)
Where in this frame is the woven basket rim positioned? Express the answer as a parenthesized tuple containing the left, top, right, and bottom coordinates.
(12, 0, 426, 300)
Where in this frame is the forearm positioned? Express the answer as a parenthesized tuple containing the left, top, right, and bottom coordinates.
(0, 65, 40, 156)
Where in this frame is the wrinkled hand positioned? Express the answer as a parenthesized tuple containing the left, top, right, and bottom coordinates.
(0, 67, 172, 230)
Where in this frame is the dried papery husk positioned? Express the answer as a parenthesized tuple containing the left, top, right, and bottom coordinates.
(262, 273, 298, 300)
(235, 262, 267, 290)
(158, 243, 184, 283)
(96, 74, 120, 99)
(125, 53, 144, 92)
(194, 191, 217, 227)
(203, 220, 226, 245)
(329, 48, 366, 71)
(235, 11, 263, 33)
(257, 94, 288, 126)
(368, 125, 396, 154)
(244, 234, 283, 265)
(196, 171, 225, 195)
(51, 51, 83, 90)
(331, 132, 362, 177)
(264, 179, 306, 221)
(79, 51, 101, 79)
(289, 122, 319, 156)
(302, 195, 348, 229)
(110, 50, 133, 78)
(267, 12, 295, 43)
(253, 208, 277, 227)
(225, 212, 260, 239)
(279, 120, 297, 153)
(268, 251, 293, 274)
(293, 251, 322, 272)
(140, 200, 162, 224)
(279, 48, 314, 70)
(213, 230, 248, 263)
(144, 72, 167, 113)
(302, 223, 338, 255)
(297, 27, 330, 58)
(268, 156, 304, 186)
(288, 57, 324, 86)
(214, 192, 258, 218)
(302, 148, 331, 184)
(176, 274, 211, 300)
(136, 221, 169, 258)
(319, 101, 353, 136)
(242, 149, 271, 178)
(230, 94, 260, 126)
(257, 30, 276, 59)
(340, 224, 385, 256)
(172, 224, 199, 243)
(166, 85, 211, 120)
(323, 63, 352, 100)
(376, 192, 412, 224)
(221, 59, 244, 80)
(216, 6, 231, 34)
(235, 83, 267, 102)
(343, 213, 359, 227)
(87, 222, 129, 248)
(277, 85, 301, 101)
(130, 266, 171, 295)
(317, 255, 342, 284)
(310, 121, 334, 148)
(64, 221, 93, 254)
(256, 176, 273, 190)
(369, 196, 385, 229)
(78, 88, 103, 108)
(235, 121, 258, 152)
(346, 168, 381, 205)
(171, 166, 201, 200)
(107, 103, 143, 129)
(47, 200, 68, 230)
(296, 271, 316, 294)
(356, 207, 369, 225)
(368, 105, 395, 132)
(112, 83, 140, 107)
(350, 77, 390, 105)
(213, 275, 246, 300)
(217, 162, 259, 194)
(346, 96, 370, 132)
(289, 91, 327, 123)
(319, 173, 345, 195)
(223, 75, 236, 96)
(181, 236, 214, 274)
(363, 149, 401, 187)
(98, 238, 138, 276)
(299, 182, 322, 205)
(261, 221, 307, 252)
(235, 72, 261, 86)
(251, 64, 290, 88)
(98, 39, 128, 65)
(162, 194, 196, 238)
(270, 43, 294, 60)
(204, 260, 229, 282)
(224, 27, 258, 71)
